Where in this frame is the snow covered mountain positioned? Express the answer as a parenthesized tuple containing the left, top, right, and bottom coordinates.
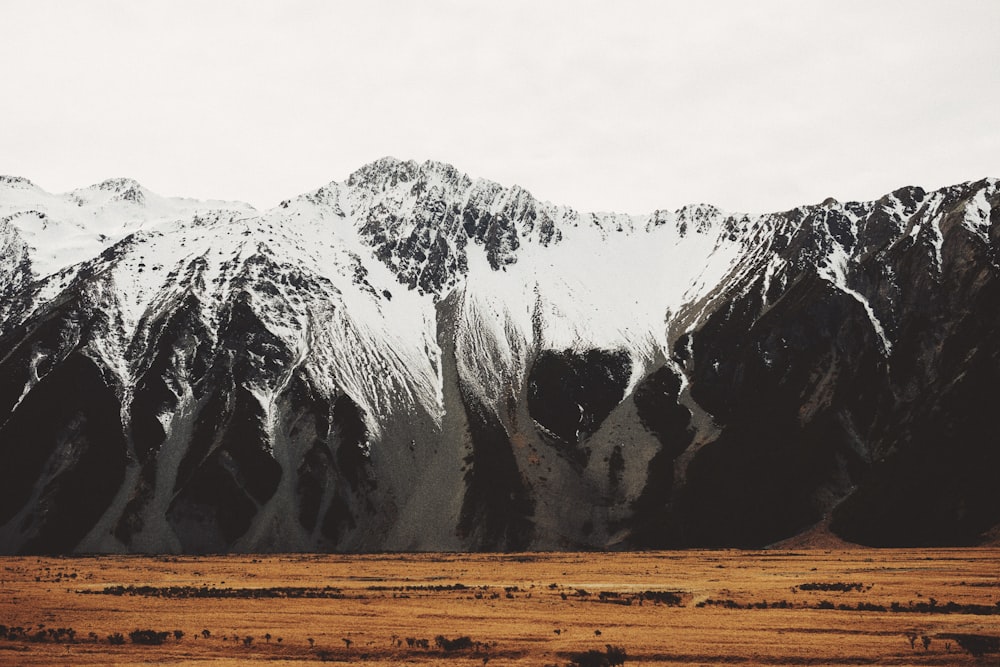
(0, 160, 997, 553)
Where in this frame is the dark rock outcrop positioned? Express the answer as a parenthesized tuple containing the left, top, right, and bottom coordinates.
(0, 164, 996, 553)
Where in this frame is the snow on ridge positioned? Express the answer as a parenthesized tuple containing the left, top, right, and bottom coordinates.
(0, 176, 256, 281)
(818, 242, 892, 355)
(90, 177, 144, 192)
(453, 203, 769, 404)
(0, 175, 36, 189)
(339, 157, 723, 244)
(16, 196, 447, 440)
(962, 185, 994, 241)
(889, 191, 945, 263)
(4, 166, 997, 440)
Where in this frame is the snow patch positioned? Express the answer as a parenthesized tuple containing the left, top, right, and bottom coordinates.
(963, 186, 993, 241)
(819, 243, 892, 355)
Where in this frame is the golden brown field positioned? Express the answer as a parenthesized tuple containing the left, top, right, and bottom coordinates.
(0, 549, 997, 665)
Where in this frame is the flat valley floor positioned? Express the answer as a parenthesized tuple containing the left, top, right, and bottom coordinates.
(0, 549, 997, 665)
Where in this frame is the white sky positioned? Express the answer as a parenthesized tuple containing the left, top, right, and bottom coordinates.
(1, 0, 998, 214)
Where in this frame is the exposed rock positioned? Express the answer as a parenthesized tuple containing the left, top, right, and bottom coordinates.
(0, 162, 997, 552)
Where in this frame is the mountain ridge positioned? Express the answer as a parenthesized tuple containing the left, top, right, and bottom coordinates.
(0, 160, 997, 554)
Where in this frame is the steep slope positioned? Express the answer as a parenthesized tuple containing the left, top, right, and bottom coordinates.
(0, 162, 996, 553)
(632, 181, 1000, 547)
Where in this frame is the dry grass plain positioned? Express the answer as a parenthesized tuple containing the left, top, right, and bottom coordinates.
(0, 549, 997, 665)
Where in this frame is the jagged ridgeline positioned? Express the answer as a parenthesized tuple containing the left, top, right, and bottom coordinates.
(0, 163, 997, 554)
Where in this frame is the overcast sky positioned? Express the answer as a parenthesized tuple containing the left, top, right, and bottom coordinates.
(2, 0, 998, 214)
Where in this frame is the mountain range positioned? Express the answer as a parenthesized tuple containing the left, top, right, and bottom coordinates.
(0, 159, 997, 554)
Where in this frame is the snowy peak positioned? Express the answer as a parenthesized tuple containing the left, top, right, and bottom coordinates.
(346, 156, 472, 193)
(0, 163, 998, 554)
(92, 176, 144, 193)
(0, 175, 37, 190)
(69, 177, 148, 208)
(0, 177, 257, 282)
(338, 159, 751, 299)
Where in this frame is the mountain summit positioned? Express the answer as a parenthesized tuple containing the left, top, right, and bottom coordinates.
(1, 162, 997, 553)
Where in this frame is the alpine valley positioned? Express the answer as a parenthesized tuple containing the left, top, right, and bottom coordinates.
(0, 159, 997, 554)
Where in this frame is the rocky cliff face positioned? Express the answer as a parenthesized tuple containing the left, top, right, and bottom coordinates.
(0, 162, 996, 553)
